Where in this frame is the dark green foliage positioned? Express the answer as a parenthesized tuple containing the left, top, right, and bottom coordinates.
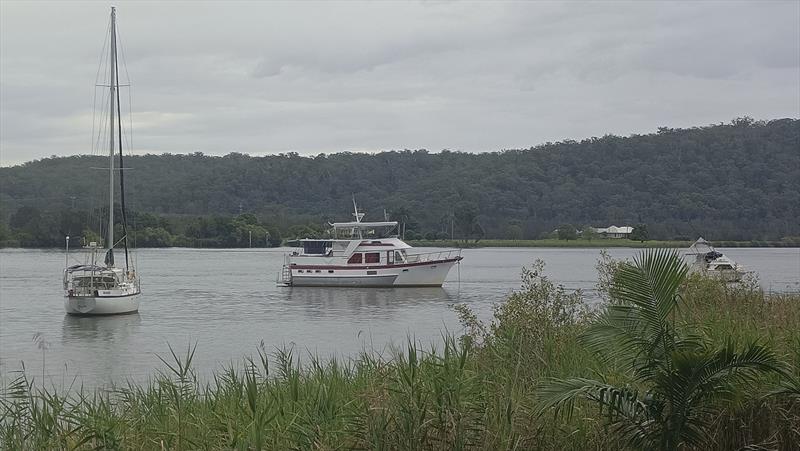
(557, 224, 578, 241)
(453, 202, 484, 243)
(1, 118, 798, 245)
(630, 223, 649, 242)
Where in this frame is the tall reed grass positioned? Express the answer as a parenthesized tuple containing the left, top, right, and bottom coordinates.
(1, 256, 797, 450)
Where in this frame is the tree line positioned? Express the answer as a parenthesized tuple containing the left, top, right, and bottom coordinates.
(1, 117, 798, 247)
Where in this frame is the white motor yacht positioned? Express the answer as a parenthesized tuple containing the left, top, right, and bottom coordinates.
(686, 237, 747, 283)
(278, 201, 462, 287)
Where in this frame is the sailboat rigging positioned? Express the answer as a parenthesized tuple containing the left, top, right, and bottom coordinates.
(63, 7, 141, 315)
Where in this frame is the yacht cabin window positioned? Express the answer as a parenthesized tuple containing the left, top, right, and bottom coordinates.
(347, 253, 362, 264)
(74, 276, 117, 289)
(303, 241, 330, 255)
(365, 253, 380, 264)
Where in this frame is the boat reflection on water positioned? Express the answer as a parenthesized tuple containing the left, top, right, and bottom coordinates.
(284, 286, 457, 319)
(59, 313, 145, 387)
(61, 312, 142, 343)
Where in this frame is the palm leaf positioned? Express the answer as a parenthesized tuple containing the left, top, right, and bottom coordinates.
(611, 249, 687, 320)
(582, 250, 689, 376)
(536, 377, 655, 446)
(637, 341, 783, 449)
(686, 340, 783, 405)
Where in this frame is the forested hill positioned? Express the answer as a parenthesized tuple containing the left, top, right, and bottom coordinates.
(1, 117, 798, 243)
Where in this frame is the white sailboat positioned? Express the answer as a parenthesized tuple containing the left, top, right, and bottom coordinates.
(63, 7, 141, 315)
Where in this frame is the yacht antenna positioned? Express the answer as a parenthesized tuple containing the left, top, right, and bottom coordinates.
(351, 196, 364, 223)
(351, 195, 364, 239)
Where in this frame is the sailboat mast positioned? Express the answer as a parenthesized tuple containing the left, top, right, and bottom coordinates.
(113, 7, 130, 270)
(107, 7, 117, 261)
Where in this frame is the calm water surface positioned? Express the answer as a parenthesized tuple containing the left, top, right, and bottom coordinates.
(1, 247, 798, 387)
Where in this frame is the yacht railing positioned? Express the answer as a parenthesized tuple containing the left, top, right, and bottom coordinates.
(287, 248, 462, 265)
(403, 249, 462, 263)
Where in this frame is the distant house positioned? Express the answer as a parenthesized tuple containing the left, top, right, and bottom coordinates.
(593, 225, 634, 239)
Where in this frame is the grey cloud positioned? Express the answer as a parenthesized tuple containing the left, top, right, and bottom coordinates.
(1, 1, 798, 166)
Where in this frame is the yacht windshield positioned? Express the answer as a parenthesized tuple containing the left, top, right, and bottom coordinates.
(303, 241, 331, 255)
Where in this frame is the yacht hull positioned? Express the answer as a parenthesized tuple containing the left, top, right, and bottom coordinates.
(64, 292, 140, 315)
(707, 269, 745, 283)
(287, 258, 460, 288)
(689, 263, 746, 283)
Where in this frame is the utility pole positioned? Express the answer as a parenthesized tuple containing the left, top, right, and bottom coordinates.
(249, 230, 252, 248)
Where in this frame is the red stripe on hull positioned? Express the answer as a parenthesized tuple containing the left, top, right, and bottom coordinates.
(291, 257, 462, 271)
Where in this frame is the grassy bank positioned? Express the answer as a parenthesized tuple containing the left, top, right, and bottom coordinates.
(2, 253, 798, 450)
(409, 238, 800, 248)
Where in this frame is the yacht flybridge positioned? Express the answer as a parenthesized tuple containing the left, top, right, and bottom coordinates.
(63, 7, 140, 315)
(278, 202, 463, 287)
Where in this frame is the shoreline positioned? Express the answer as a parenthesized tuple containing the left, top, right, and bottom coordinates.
(408, 239, 800, 248)
(2, 238, 799, 250)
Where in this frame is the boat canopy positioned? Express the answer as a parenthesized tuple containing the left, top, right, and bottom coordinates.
(329, 220, 399, 239)
(687, 237, 715, 255)
(284, 240, 333, 255)
(330, 221, 398, 229)
(66, 264, 106, 273)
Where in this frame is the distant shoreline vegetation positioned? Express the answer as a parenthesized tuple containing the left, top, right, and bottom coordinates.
(1, 210, 799, 249)
(1, 211, 799, 250)
(1, 117, 798, 246)
(408, 238, 800, 248)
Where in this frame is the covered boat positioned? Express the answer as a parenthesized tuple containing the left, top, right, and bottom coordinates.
(686, 237, 746, 283)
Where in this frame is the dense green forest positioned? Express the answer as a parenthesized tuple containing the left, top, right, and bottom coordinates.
(1, 117, 798, 247)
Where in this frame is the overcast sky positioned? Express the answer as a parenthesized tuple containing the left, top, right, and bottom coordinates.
(1, 1, 798, 166)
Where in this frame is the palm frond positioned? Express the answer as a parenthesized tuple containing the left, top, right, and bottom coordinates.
(537, 377, 656, 447)
(688, 341, 784, 403)
(537, 378, 646, 420)
(767, 374, 800, 399)
(611, 249, 687, 321)
(582, 250, 689, 372)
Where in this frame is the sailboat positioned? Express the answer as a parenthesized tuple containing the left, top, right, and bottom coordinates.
(63, 7, 141, 315)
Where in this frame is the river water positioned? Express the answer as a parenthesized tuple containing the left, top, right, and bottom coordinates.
(1, 247, 798, 388)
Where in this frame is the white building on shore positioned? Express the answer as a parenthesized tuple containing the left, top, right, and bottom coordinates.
(593, 225, 634, 239)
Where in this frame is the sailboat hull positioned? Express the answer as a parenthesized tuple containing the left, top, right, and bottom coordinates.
(64, 291, 140, 315)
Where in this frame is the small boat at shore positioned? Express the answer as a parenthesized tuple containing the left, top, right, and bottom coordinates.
(278, 201, 462, 287)
(686, 237, 747, 283)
